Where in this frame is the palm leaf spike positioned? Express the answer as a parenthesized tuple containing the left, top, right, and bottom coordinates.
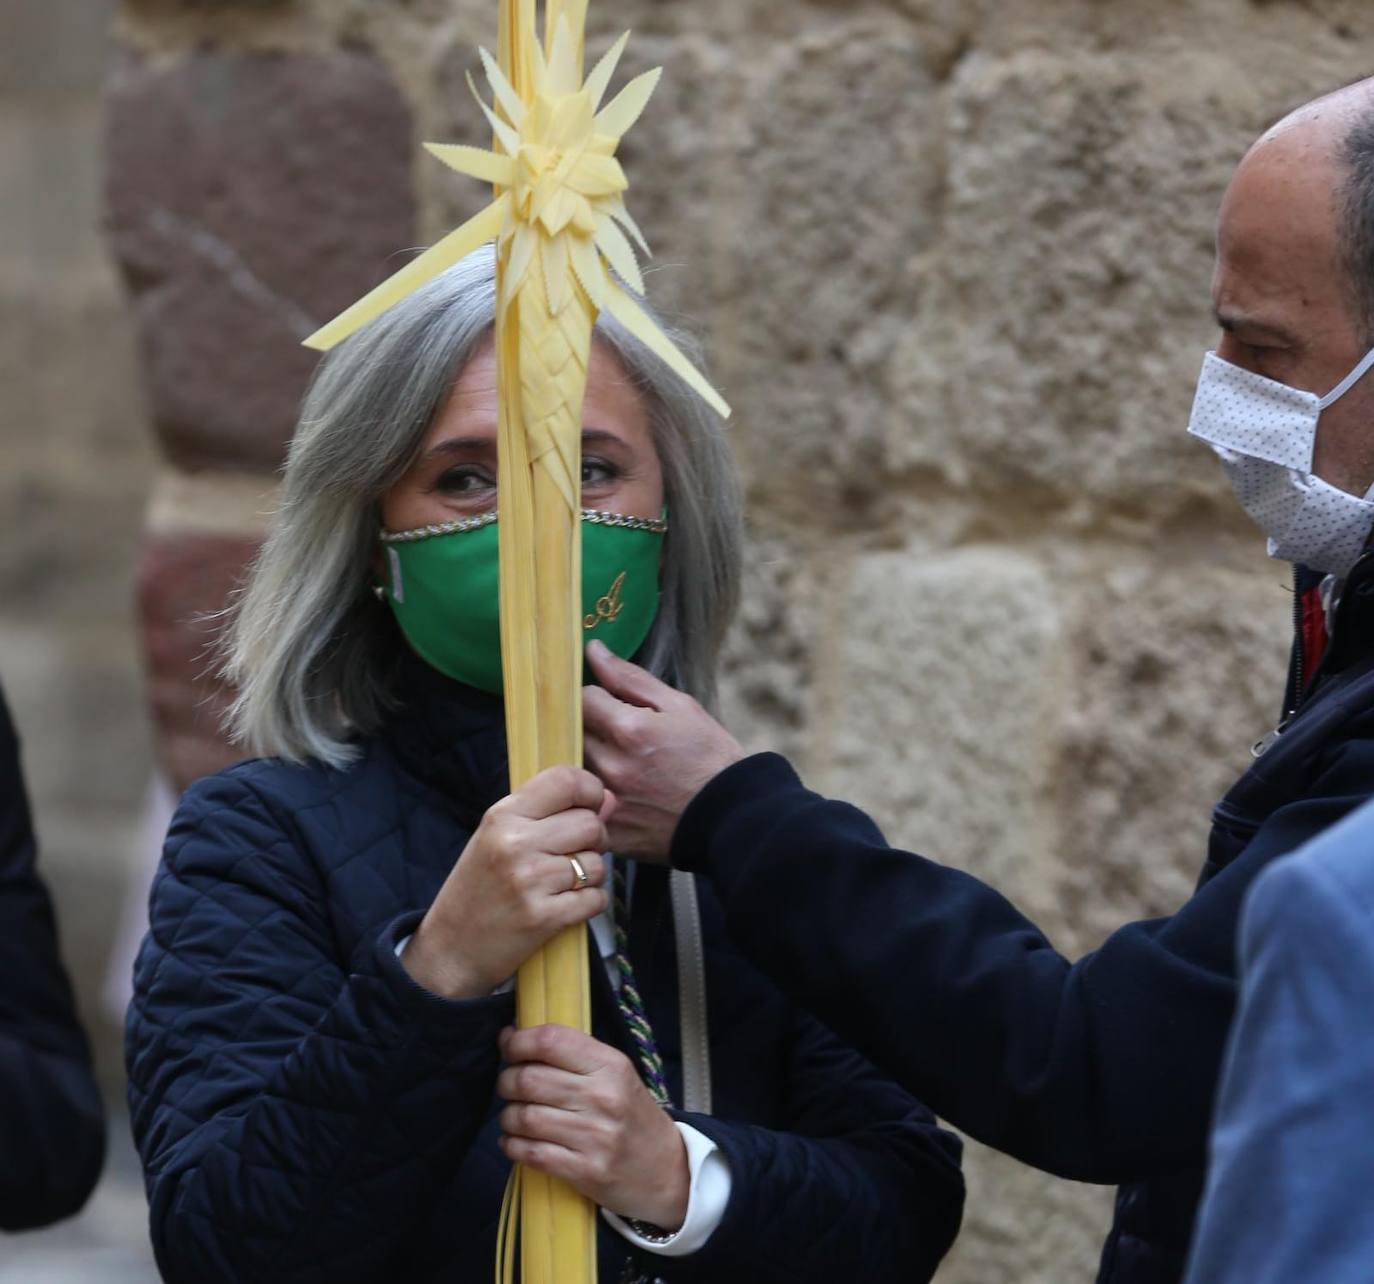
(302, 13, 731, 425)
(297, 7, 731, 1279)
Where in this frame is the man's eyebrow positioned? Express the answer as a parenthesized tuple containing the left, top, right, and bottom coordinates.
(1213, 309, 1296, 343)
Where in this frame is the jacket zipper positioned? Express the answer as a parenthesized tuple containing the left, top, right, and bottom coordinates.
(1288, 564, 1305, 717)
(1255, 567, 1306, 758)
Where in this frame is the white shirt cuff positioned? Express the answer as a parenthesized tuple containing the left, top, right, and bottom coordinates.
(602, 1122, 731, 1257)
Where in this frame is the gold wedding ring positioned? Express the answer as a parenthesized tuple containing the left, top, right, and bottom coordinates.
(568, 855, 590, 891)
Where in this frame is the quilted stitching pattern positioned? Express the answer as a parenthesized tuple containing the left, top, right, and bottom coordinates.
(128, 751, 515, 1283)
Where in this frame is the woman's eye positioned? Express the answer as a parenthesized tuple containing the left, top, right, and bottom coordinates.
(581, 458, 618, 486)
(436, 466, 494, 494)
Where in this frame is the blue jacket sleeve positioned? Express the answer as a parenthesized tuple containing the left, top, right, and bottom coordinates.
(664, 1009, 963, 1284)
(126, 768, 514, 1284)
(1184, 799, 1374, 1284)
(0, 689, 104, 1230)
(671, 750, 1374, 1183)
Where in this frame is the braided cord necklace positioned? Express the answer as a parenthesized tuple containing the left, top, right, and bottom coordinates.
(610, 860, 672, 1108)
(611, 861, 675, 1284)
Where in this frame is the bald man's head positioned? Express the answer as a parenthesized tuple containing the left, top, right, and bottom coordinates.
(1260, 78, 1374, 149)
(1250, 78, 1374, 343)
(1208, 78, 1374, 497)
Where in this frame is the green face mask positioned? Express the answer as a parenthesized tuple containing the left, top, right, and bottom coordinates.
(380, 509, 666, 694)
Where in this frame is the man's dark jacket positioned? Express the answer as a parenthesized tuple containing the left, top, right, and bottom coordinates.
(126, 654, 964, 1284)
(670, 557, 1374, 1284)
(0, 684, 104, 1229)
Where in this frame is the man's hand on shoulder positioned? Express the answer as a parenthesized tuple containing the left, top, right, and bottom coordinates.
(582, 641, 744, 863)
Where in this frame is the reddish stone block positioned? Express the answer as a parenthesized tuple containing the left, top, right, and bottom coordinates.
(105, 45, 415, 473)
(137, 531, 262, 791)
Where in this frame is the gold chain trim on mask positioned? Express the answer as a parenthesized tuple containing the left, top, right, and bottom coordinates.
(380, 509, 667, 544)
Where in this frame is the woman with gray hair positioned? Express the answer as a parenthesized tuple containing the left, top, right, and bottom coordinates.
(125, 247, 964, 1284)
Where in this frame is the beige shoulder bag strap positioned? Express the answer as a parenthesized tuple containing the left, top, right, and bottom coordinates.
(669, 869, 713, 1114)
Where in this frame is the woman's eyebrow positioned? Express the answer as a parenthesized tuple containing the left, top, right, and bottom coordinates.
(422, 429, 626, 464)
(420, 436, 495, 462)
(581, 428, 628, 448)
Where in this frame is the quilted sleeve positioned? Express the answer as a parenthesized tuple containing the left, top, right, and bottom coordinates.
(126, 768, 514, 1284)
(663, 1009, 964, 1284)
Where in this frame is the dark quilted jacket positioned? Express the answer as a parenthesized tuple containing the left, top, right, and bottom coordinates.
(668, 558, 1374, 1284)
(126, 652, 964, 1283)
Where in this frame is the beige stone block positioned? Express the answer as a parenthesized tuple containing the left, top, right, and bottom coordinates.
(597, 30, 745, 327)
(0, 0, 114, 97)
(578, 0, 758, 45)
(0, 622, 151, 820)
(0, 278, 149, 458)
(717, 529, 816, 766)
(886, 47, 1275, 516)
(1047, 552, 1291, 954)
(809, 535, 1292, 948)
(0, 283, 152, 620)
(814, 544, 1065, 908)
(803, 0, 987, 77)
(725, 19, 944, 515)
(0, 105, 110, 284)
(984, 0, 1371, 62)
(0, 487, 143, 660)
(937, 1139, 1113, 1284)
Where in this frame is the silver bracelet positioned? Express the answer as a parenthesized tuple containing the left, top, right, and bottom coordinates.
(624, 1216, 677, 1245)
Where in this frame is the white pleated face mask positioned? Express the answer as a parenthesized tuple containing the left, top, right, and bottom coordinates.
(1187, 347, 1374, 576)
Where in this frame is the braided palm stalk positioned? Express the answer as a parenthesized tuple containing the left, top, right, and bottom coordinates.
(302, 3, 728, 1279)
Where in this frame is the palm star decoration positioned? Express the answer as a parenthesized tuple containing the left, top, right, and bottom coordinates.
(303, 18, 729, 422)
(307, 12, 727, 1282)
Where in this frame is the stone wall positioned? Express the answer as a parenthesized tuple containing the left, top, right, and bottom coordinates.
(0, 0, 152, 1080)
(13, 0, 1374, 1277)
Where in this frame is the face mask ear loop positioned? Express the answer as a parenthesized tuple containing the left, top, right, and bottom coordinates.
(1319, 347, 1374, 410)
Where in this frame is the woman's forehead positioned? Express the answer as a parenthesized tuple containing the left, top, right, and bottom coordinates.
(422, 339, 652, 452)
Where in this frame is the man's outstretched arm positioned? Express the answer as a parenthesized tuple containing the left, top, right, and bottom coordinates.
(583, 643, 1370, 1181)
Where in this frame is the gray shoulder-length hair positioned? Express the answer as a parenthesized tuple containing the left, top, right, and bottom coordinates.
(223, 245, 743, 767)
